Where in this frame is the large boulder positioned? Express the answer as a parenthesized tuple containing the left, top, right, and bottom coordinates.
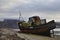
(0, 28, 25, 40)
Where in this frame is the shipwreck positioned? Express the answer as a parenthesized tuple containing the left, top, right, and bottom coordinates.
(18, 15, 56, 37)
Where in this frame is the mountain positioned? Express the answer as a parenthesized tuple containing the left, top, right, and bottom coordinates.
(56, 22, 60, 28)
(0, 19, 60, 29)
(0, 19, 19, 29)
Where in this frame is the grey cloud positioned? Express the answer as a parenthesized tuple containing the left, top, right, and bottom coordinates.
(1, 0, 60, 13)
(0, 0, 60, 21)
(19, 0, 60, 12)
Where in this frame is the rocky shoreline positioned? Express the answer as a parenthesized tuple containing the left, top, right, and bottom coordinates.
(0, 28, 25, 40)
(0, 28, 60, 40)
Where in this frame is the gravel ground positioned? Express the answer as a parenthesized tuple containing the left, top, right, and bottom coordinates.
(17, 33, 60, 40)
(0, 28, 60, 40)
(0, 28, 25, 40)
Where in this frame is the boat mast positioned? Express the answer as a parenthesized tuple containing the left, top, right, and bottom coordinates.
(19, 9, 21, 21)
(19, 9, 24, 22)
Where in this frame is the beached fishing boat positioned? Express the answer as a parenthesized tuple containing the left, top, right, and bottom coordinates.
(18, 16, 56, 36)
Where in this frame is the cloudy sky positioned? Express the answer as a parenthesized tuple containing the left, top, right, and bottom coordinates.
(0, 0, 60, 22)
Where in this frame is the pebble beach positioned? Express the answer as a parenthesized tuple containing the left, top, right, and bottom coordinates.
(0, 28, 60, 40)
(17, 33, 60, 40)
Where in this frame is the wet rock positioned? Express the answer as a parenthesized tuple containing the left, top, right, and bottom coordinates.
(0, 28, 25, 40)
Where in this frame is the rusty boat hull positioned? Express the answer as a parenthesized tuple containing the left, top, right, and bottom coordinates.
(18, 20, 56, 36)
